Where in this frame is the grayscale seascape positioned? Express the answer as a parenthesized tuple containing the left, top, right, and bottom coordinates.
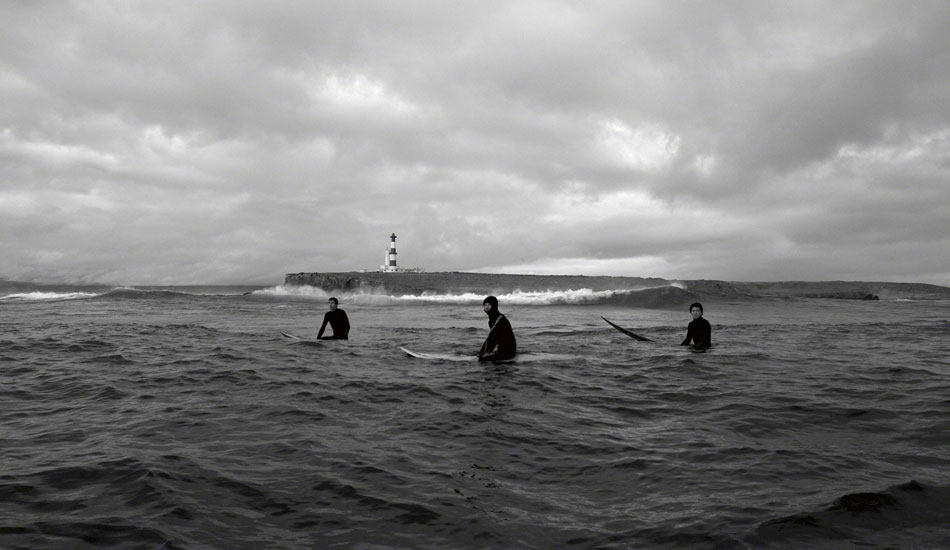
(3, 2, 949, 549)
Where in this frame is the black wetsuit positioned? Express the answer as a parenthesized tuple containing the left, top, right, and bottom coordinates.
(318, 309, 350, 340)
(681, 317, 711, 348)
(479, 312, 516, 361)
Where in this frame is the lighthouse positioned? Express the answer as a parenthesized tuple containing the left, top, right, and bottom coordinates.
(386, 233, 398, 269)
(377, 233, 423, 273)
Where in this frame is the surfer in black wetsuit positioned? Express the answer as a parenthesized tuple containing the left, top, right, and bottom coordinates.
(680, 302, 711, 348)
(317, 297, 350, 340)
(478, 296, 516, 362)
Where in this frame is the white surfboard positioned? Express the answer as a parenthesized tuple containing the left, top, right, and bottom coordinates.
(397, 347, 568, 363)
(281, 331, 323, 343)
(399, 347, 478, 362)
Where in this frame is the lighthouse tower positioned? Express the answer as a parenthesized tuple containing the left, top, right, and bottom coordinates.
(381, 233, 397, 271)
(376, 233, 422, 272)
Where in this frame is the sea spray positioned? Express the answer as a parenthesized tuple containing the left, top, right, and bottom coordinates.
(251, 285, 695, 307)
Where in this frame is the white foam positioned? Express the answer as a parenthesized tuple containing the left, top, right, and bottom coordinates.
(0, 291, 100, 301)
(252, 285, 340, 299)
(250, 286, 657, 305)
(396, 288, 630, 305)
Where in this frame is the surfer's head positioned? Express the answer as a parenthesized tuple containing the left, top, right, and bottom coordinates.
(483, 295, 499, 314)
(689, 302, 703, 319)
(328, 297, 339, 311)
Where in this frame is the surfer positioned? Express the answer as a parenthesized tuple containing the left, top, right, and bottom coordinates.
(317, 297, 350, 340)
(680, 302, 711, 348)
(478, 296, 516, 362)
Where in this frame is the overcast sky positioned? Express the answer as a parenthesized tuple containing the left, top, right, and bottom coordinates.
(1, 1, 948, 285)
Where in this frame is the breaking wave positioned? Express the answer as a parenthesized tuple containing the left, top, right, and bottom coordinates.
(94, 288, 208, 301)
(2, 283, 696, 307)
(0, 291, 101, 302)
(251, 284, 696, 307)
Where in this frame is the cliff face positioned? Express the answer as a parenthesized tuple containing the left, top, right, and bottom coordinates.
(284, 272, 668, 295)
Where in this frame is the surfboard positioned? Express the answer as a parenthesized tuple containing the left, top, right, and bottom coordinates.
(399, 347, 527, 363)
(399, 347, 587, 363)
(281, 331, 325, 344)
(601, 318, 713, 351)
(399, 347, 478, 362)
(601, 316, 653, 342)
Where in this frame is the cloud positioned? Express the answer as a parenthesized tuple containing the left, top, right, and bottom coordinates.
(0, 1, 948, 285)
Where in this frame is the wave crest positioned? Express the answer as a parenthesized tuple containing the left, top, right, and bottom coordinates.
(250, 285, 696, 307)
(0, 291, 101, 301)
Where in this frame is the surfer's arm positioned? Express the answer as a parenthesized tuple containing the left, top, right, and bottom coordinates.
(317, 313, 329, 339)
(478, 335, 494, 357)
(478, 317, 501, 357)
(479, 334, 499, 362)
(340, 311, 350, 338)
(680, 328, 692, 346)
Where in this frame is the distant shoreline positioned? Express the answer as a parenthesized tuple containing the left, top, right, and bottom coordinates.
(3, 274, 949, 301)
(283, 272, 950, 301)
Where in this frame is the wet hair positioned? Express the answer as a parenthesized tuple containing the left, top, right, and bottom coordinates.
(328, 297, 339, 305)
(483, 296, 498, 309)
(689, 302, 703, 313)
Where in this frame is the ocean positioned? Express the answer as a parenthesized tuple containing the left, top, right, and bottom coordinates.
(1, 282, 949, 549)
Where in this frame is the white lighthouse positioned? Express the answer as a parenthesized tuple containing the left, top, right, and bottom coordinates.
(377, 233, 423, 273)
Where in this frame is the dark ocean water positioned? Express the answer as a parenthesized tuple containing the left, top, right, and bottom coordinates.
(1, 284, 949, 549)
